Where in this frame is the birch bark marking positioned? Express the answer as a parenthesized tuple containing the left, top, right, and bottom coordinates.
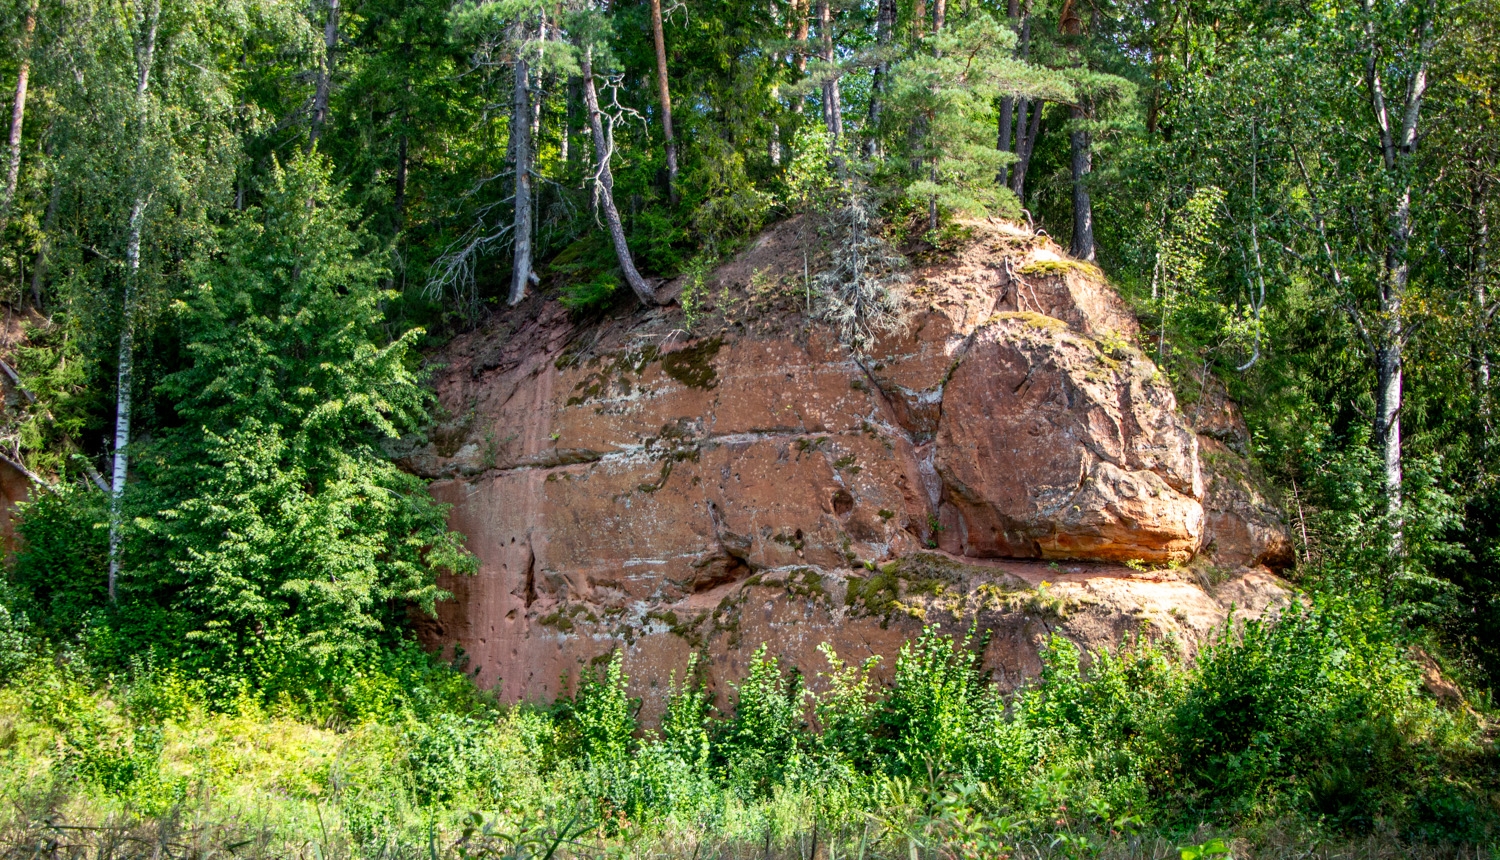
(1363, 0, 1434, 552)
(649, 0, 678, 204)
(309, 0, 340, 148)
(110, 0, 160, 602)
(508, 21, 533, 306)
(0, 0, 36, 237)
(582, 47, 654, 306)
(1475, 197, 1492, 431)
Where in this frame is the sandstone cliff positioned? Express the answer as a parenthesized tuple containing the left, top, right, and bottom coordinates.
(401, 219, 1294, 713)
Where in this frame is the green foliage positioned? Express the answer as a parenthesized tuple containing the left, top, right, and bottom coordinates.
(95, 152, 474, 697)
(717, 644, 805, 797)
(878, 627, 995, 777)
(892, 14, 1073, 221)
(568, 651, 636, 767)
(1147, 186, 1229, 360)
(1179, 838, 1232, 859)
(2, 605, 1489, 855)
(0, 598, 33, 678)
(813, 642, 880, 770)
(1174, 597, 1438, 824)
(658, 654, 711, 769)
(557, 272, 620, 313)
(9, 485, 109, 641)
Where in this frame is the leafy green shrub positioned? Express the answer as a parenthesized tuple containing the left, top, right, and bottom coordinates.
(717, 644, 805, 797)
(878, 627, 996, 777)
(659, 655, 711, 769)
(614, 655, 719, 824)
(9, 484, 109, 642)
(568, 651, 636, 768)
(406, 712, 495, 805)
(0, 598, 34, 679)
(113, 153, 474, 701)
(813, 642, 881, 771)
(1172, 596, 1447, 826)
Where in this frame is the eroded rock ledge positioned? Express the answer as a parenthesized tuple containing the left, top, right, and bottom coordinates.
(402, 218, 1293, 714)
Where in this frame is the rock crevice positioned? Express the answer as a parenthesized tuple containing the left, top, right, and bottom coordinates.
(404, 219, 1294, 712)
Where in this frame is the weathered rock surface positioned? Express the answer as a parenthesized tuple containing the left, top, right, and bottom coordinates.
(402, 219, 1293, 714)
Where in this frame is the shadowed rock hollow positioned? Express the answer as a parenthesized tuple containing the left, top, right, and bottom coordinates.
(399, 218, 1294, 715)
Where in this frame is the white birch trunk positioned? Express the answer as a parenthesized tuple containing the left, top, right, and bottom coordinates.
(0, 0, 35, 237)
(108, 0, 159, 601)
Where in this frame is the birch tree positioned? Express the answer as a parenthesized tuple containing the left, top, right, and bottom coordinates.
(1361, 0, 1438, 551)
(44, 0, 240, 597)
(0, 0, 36, 239)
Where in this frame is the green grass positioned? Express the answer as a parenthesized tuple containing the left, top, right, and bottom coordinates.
(0, 598, 1494, 858)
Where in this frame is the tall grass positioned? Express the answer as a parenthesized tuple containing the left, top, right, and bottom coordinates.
(0, 596, 1493, 858)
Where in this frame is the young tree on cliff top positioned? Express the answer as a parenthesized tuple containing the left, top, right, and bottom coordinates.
(893, 9, 1072, 224)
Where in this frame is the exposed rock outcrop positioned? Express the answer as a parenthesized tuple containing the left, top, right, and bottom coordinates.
(402, 219, 1293, 713)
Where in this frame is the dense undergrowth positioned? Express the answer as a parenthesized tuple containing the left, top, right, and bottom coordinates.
(1, 596, 1494, 858)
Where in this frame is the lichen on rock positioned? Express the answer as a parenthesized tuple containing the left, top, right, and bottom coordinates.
(405, 218, 1295, 718)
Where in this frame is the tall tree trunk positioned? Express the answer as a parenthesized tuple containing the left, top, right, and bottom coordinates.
(996, 98, 1014, 186)
(864, 0, 895, 158)
(394, 134, 408, 229)
(0, 0, 36, 237)
(110, 200, 143, 602)
(648, 0, 678, 204)
(564, 75, 580, 165)
(996, 0, 1019, 187)
(1069, 104, 1094, 261)
(1363, 0, 1432, 553)
(110, 0, 160, 602)
(1009, 6, 1037, 202)
(1475, 197, 1492, 434)
(817, 0, 841, 137)
(1013, 101, 1042, 198)
(508, 31, 533, 306)
(791, 0, 809, 116)
(582, 47, 654, 307)
(926, 0, 946, 231)
(308, 0, 339, 149)
(29, 172, 57, 309)
(1375, 179, 1412, 546)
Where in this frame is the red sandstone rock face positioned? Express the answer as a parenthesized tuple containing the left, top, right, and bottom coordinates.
(403, 219, 1293, 715)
